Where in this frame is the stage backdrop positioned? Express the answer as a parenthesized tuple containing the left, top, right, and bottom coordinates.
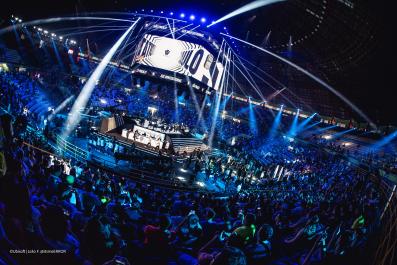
(100, 117, 116, 133)
(134, 34, 224, 90)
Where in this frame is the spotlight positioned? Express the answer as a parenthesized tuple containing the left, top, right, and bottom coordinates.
(38, 28, 42, 31)
(180, 13, 185, 18)
(322, 134, 332, 140)
(100, 99, 107, 104)
(59, 36, 63, 40)
(148, 106, 158, 113)
(170, 12, 174, 15)
(150, 10, 154, 13)
(200, 17, 206, 23)
(160, 11, 164, 14)
(196, 181, 205, 187)
(189, 15, 195, 20)
(44, 30, 48, 34)
(224, 26, 227, 30)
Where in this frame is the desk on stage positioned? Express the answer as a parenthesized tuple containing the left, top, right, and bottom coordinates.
(119, 123, 207, 154)
(122, 125, 166, 149)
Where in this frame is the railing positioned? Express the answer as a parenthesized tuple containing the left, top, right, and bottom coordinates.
(51, 134, 211, 192)
(55, 134, 88, 162)
(373, 184, 397, 265)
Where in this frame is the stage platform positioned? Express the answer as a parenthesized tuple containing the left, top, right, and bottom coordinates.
(67, 135, 225, 193)
(100, 116, 208, 156)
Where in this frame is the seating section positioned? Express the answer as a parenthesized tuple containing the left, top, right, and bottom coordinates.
(0, 64, 390, 265)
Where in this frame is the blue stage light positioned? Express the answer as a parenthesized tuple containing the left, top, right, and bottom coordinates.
(268, 106, 283, 139)
(248, 98, 258, 136)
(372, 130, 397, 150)
(190, 15, 195, 20)
(294, 112, 317, 134)
(200, 17, 206, 23)
(170, 12, 174, 15)
(180, 13, 185, 18)
(287, 109, 300, 137)
(330, 128, 356, 139)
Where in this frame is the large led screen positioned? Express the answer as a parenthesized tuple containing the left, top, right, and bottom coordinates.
(135, 34, 224, 90)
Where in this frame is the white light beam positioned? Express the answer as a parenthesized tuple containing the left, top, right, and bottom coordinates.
(63, 18, 140, 138)
(207, 0, 286, 28)
(220, 32, 376, 129)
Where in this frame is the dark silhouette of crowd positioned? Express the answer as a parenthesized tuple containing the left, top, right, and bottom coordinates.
(0, 67, 385, 265)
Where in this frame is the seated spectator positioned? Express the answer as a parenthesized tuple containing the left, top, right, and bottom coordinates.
(244, 224, 273, 265)
(233, 213, 256, 246)
(79, 215, 119, 265)
(40, 205, 79, 251)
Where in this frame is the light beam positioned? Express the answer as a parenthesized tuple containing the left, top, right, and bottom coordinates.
(220, 32, 376, 129)
(63, 18, 140, 138)
(208, 0, 286, 28)
(371, 130, 397, 150)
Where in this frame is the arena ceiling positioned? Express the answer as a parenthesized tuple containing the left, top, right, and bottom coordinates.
(1, 0, 395, 125)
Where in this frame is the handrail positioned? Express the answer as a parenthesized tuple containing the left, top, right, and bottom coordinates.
(27, 136, 206, 192)
(301, 234, 322, 265)
(23, 141, 62, 158)
(55, 134, 88, 162)
(89, 160, 200, 193)
(373, 187, 397, 265)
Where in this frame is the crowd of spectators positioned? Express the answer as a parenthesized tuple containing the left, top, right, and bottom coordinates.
(1, 67, 386, 265)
